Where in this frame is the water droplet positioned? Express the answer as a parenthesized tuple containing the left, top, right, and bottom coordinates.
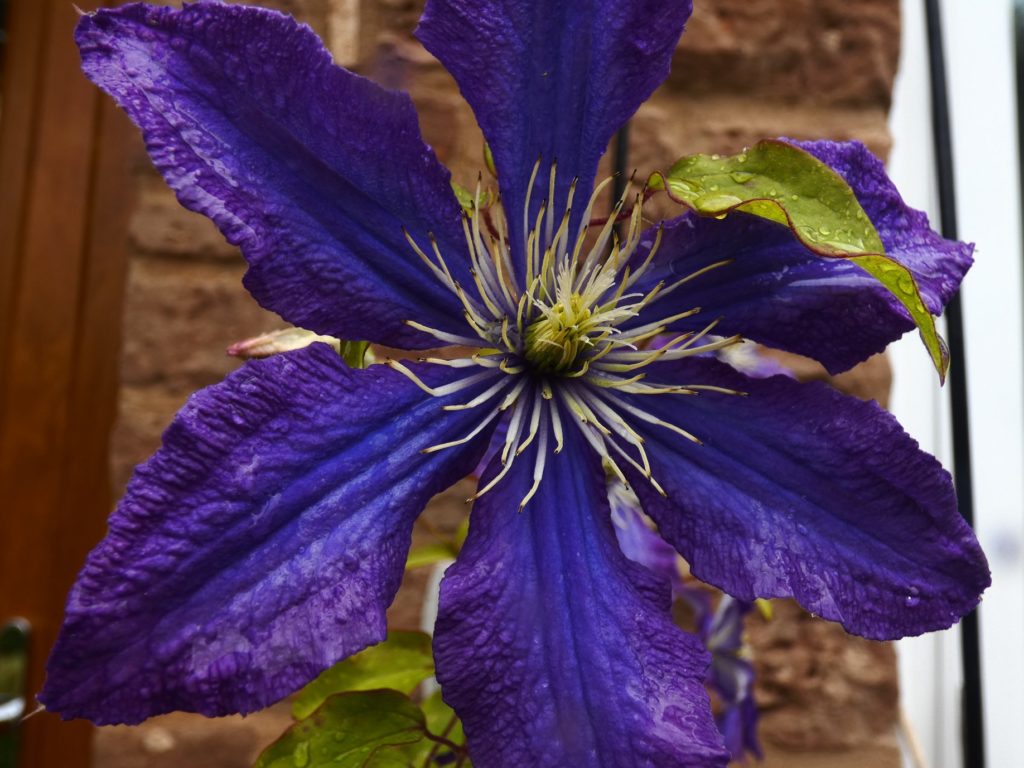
(818, 226, 832, 236)
(797, 225, 819, 242)
(711, 154, 721, 161)
(730, 171, 754, 184)
(796, 523, 808, 535)
(738, 153, 748, 163)
(768, 188, 779, 197)
(904, 586, 921, 608)
(293, 741, 311, 767)
(695, 193, 744, 210)
(790, 194, 799, 202)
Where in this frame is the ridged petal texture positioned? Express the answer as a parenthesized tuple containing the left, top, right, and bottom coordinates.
(434, 428, 729, 767)
(629, 140, 973, 373)
(76, 3, 472, 348)
(416, 0, 693, 272)
(625, 357, 989, 641)
(42, 346, 494, 724)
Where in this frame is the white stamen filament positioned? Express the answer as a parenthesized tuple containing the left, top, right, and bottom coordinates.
(442, 376, 513, 411)
(421, 404, 504, 454)
(518, 419, 551, 511)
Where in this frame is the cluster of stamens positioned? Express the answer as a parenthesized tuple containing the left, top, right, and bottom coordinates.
(388, 163, 742, 508)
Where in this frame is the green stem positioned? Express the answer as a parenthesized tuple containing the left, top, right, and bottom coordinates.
(420, 715, 461, 767)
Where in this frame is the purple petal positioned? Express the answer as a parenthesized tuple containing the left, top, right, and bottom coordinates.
(717, 690, 762, 762)
(434, 427, 728, 767)
(629, 141, 972, 373)
(609, 482, 685, 593)
(622, 357, 989, 640)
(611, 489, 762, 760)
(705, 599, 762, 761)
(42, 347, 496, 724)
(416, 0, 692, 267)
(76, 4, 471, 348)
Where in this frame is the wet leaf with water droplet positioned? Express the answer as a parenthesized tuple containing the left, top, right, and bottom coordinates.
(256, 690, 426, 768)
(650, 139, 949, 380)
(293, 631, 435, 719)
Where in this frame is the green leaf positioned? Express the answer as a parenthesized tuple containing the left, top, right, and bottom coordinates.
(652, 139, 949, 381)
(293, 632, 435, 720)
(397, 690, 471, 768)
(405, 542, 457, 571)
(339, 340, 370, 369)
(452, 517, 470, 552)
(483, 141, 497, 178)
(255, 690, 426, 768)
(451, 182, 476, 212)
(451, 182, 494, 213)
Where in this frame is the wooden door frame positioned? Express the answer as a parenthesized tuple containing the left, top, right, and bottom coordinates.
(0, 1, 133, 766)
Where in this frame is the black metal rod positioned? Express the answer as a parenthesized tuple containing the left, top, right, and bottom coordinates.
(922, 2, 985, 766)
(1016, 1, 1024, 350)
(611, 123, 631, 216)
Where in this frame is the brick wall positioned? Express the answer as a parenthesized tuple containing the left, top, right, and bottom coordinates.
(98, 2, 903, 766)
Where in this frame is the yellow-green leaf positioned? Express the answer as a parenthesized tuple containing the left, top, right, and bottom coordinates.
(452, 517, 470, 552)
(483, 141, 497, 178)
(292, 632, 434, 720)
(405, 542, 457, 571)
(451, 181, 494, 213)
(652, 139, 948, 380)
(339, 340, 370, 369)
(255, 690, 425, 768)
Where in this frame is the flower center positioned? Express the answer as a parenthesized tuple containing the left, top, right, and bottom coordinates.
(523, 294, 596, 374)
(389, 163, 743, 508)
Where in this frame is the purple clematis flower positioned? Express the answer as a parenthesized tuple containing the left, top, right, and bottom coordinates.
(44, 1, 990, 765)
(611, 485, 762, 761)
